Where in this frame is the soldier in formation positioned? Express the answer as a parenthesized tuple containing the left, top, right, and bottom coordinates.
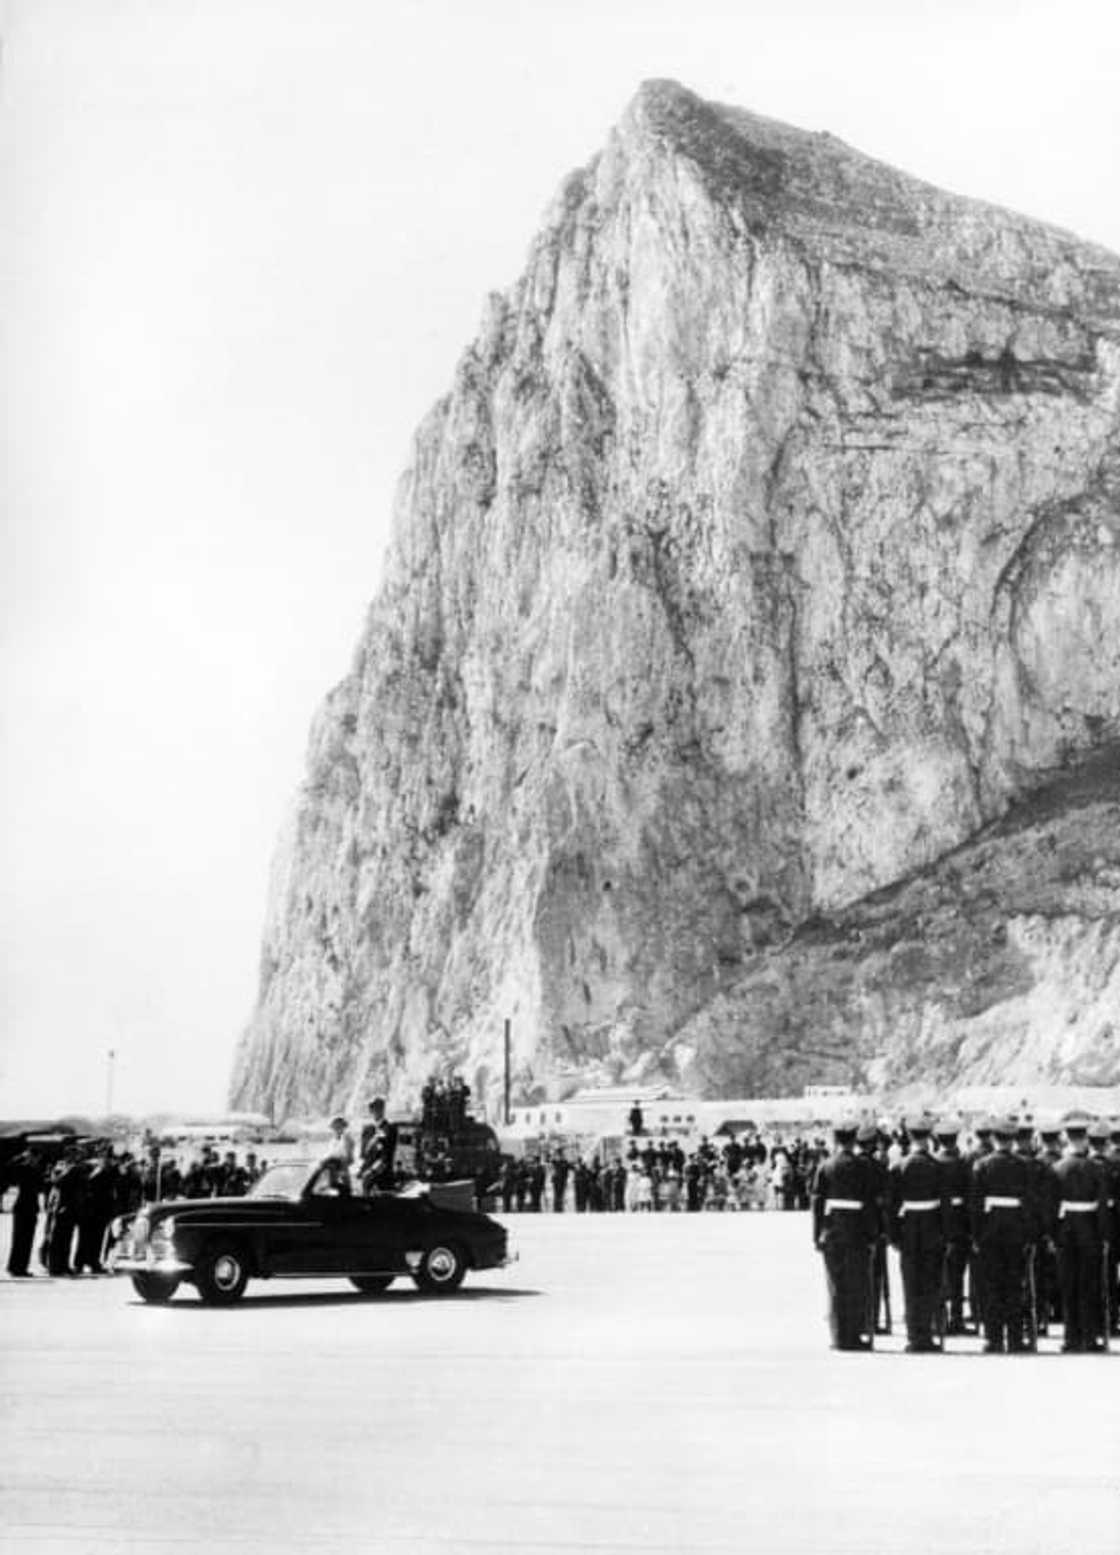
(888, 1115, 945, 1352)
(812, 1111, 1116, 1354)
(810, 1118, 879, 1350)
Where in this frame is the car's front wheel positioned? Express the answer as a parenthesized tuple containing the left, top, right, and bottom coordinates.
(196, 1243, 250, 1305)
(131, 1273, 179, 1304)
(350, 1275, 395, 1295)
(413, 1242, 466, 1294)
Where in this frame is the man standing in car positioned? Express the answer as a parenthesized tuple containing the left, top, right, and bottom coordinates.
(360, 1097, 398, 1193)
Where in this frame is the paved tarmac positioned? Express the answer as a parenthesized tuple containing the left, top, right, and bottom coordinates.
(1, 1211, 1118, 1555)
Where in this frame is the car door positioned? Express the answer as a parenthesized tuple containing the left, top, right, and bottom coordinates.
(260, 1195, 336, 1276)
(282, 1177, 380, 1274)
(328, 1193, 417, 1276)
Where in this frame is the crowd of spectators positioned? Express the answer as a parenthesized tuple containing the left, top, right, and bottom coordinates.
(496, 1132, 828, 1213)
(1, 1139, 267, 1278)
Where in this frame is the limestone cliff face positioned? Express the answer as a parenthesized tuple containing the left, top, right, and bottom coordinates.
(230, 81, 1120, 1121)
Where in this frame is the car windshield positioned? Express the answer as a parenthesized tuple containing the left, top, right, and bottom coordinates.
(247, 1163, 311, 1201)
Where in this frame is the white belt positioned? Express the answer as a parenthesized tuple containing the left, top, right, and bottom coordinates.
(1059, 1201, 1097, 1217)
(900, 1200, 939, 1213)
(984, 1196, 1021, 1210)
(825, 1199, 864, 1212)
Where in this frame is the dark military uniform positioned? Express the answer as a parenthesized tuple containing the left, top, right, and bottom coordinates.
(970, 1121, 1032, 1352)
(964, 1121, 995, 1330)
(1106, 1123, 1120, 1335)
(1035, 1127, 1064, 1331)
(934, 1123, 971, 1335)
(1088, 1122, 1119, 1337)
(858, 1125, 891, 1334)
(1014, 1124, 1050, 1348)
(889, 1120, 946, 1352)
(45, 1156, 85, 1276)
(811, 1125, 878, 1350)
(1051, 1121, 1109, 1351)
(359, 1108, 398, 1194)
(75, 1156, 117, 1273)
(4, 1153, 43, 1276)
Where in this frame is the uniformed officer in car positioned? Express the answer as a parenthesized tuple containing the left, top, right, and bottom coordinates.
(360, 1097, 398, 1193)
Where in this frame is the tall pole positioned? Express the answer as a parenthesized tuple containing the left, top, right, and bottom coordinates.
(503, 1019, 511, 1126)
(106, 1048, 116, 1118)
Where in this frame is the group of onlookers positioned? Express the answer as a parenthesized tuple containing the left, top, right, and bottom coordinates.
(0, 1140, 268, 1279)
(495, 1133, 830, 1213)
(420, 1074, 473, 1137)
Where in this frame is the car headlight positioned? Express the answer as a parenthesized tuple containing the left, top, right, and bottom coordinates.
(149, 1217, 176, 1257)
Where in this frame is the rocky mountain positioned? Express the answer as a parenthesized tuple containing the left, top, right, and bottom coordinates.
(230, 80, 1120, 1122)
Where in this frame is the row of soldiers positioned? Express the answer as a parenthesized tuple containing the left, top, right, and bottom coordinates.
(812, 1111, 1120, 1352)
(2, 1142, 267, 1278)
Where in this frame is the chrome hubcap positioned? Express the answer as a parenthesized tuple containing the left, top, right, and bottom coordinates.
(213, 1255, 241, 1290)
(428, 1248, 456, 1281)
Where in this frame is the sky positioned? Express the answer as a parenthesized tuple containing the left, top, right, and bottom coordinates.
(2, 0, 1118, 1119)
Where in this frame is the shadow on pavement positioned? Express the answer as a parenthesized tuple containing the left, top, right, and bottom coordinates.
(131, 1284, 542, 1311)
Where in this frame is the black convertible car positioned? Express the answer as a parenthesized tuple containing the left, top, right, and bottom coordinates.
(109, 1159, 512, 1304)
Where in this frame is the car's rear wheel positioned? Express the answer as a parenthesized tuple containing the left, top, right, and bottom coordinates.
(196, 1243, 249, 1305)
(413, 1242, 466, 1294)
(350, 1275, 395, 1295)
(131, 1273, 179, 1304)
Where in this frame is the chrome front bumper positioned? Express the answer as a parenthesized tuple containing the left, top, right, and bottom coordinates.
(110, 1251, 194, 1276)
